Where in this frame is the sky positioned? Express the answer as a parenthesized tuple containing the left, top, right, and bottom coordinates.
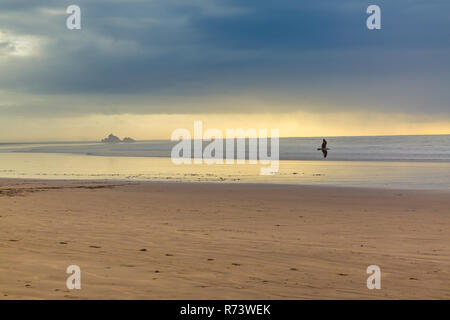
(0, 0, 449, 141)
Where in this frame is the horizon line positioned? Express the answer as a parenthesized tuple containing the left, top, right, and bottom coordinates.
(1, 133, 449, 144)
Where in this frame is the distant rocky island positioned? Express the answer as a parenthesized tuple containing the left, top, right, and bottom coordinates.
(122, 137, 136, 143)
(101, 134, 136, 143)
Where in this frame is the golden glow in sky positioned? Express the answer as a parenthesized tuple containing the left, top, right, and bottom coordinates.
(0, 112, 448, 142)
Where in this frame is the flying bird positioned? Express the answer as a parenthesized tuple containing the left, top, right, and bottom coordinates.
(317, 139, 330, 158)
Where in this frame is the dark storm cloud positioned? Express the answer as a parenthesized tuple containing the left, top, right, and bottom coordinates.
(0, 0, 449, 116)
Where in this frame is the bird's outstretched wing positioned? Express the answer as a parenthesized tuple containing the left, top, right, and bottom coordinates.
(322, 139, 327, 149)
(322, 149, 328, 158)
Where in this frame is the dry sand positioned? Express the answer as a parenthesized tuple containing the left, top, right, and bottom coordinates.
(0, 179, 449, 299)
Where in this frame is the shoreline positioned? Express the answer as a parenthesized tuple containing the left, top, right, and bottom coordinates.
(1, 179, 449, 299)
(1, 153, 450, 190)
(1, 177, 450, 193)
(4, 150, 450, 163)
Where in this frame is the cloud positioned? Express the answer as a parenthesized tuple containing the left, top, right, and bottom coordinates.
(0, 31, 43, 57)
(0, 0, 448, 118)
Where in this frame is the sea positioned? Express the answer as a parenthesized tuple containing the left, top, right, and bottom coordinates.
(0, 135, 449, 190)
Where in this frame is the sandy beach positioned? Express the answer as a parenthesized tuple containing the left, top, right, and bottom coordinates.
(0, 179, 449, 299)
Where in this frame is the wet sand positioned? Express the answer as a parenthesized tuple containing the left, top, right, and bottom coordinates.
(0, 179, 449, 299)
